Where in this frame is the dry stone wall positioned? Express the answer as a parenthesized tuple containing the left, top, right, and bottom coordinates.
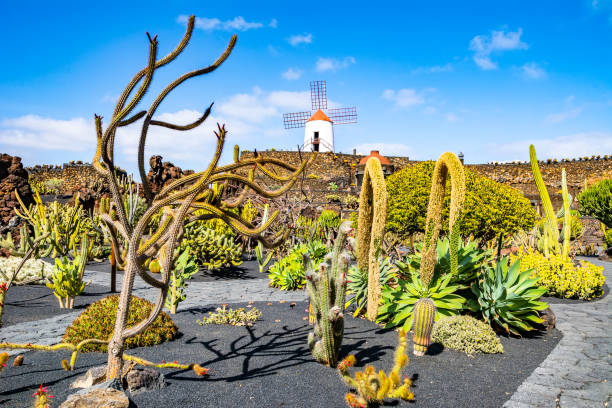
(0, 154, 33, 235)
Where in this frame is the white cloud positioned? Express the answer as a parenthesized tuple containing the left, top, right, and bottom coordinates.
(0, 115, 94, 152)
(469, 28, 528, 70)
(265, 90, 310, 111)
(177, 15, 269, 32)
(498, 132, 612, 160)
(412, 63, 453, 74)
(355, 143, 414, 158)
(269, 18, 278, 28)
(522, 62, 546, 79)
(316, 56, 356, 72)
(544, 108, 583, 124)
(217, 90, 278, 123)
(382, 89, 425, 108)
(282, 67, 303, 80)
(287, 33, 312, 46)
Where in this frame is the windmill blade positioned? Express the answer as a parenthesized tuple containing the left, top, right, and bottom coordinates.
(327, 107, 357, 125)
(283, 111, 311, 129)
(310, 80, 327, 110)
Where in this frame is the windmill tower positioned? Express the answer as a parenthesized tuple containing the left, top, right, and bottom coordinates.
(283, 80, 357, 153)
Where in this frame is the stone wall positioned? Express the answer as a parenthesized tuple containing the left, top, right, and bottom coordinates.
(27, 162, 106, 194)
(0, 154, 33, 235)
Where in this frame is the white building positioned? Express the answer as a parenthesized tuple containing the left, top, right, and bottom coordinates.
(303, 109, 334, 153)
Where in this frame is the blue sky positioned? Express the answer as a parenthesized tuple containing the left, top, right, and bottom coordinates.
(1, 0, 611, 179)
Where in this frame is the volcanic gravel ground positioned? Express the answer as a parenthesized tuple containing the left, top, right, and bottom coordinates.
(0, 301, 561, 408)
(1, 283, 109, 327)
(81, 259, 266, 282)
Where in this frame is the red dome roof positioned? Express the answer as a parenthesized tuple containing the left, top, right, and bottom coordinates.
(359, 150, 391, 165)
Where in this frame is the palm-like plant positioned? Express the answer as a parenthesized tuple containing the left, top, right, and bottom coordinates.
(468, 257, 548, 335)
(345, 257, 397, 317)
(378, 265, 465, 331)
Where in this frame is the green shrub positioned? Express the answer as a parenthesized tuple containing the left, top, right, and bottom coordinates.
(431, 315, 504, 355)
(606, 228, 612, 248)
(62, 295, 178, 352)
(386, 162, 536, 242)
(268, 241, 328, 290)
(578, 179, 612, 228)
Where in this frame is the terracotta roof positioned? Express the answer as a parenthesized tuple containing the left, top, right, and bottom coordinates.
(307, 109, 333, 123)
(359, 150, 391, 165)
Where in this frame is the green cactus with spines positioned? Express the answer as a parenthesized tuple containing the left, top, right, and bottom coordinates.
(338, 329, 414, 407)
(46, 232, 90, 308)
(255, 204, 273, 273)
(529, 145, 560, 256)
(234, 144, 240, 162)
(305, 221, 354, 367)
(412, 297, 436, 356)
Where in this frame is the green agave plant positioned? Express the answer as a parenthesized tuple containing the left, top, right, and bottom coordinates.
(402, 237, 492, 289)
(378, 264, 465, 331)
(467, 257, 548, 335)
(345, 257, 398, 317)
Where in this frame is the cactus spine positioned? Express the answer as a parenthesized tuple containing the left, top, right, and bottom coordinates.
(529, 145, 560, 256)
(357, 157, 388, 321)
(414, 152, 465, 356)
(412, 298, 436, 356)
(338, 330, 414, 407)
(305, 221, 353, 366)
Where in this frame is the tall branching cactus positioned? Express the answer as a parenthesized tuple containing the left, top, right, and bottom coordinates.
(90, 16, 315, 380)
(414, 152, 465, 356)
(529, 145, 560, 256)
(357, 157, 388, 321)
(305, 221, 354, 367)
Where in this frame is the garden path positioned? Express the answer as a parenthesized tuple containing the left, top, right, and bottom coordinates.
(504, 257, 611, 408)
(0, 267, 307, 356)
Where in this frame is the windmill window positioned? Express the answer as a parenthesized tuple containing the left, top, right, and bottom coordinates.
(313, 131, 320, 151)
(314, 131, 319, 141)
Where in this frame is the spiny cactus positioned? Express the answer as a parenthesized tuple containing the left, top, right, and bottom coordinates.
(255, 204, 273, 273)
(529, 145, 560, 256)
(305, 221, 354, 366)
(412, 298, 436, 356)
(357, 157, 388, 321)
(415, 152, 465, 356)
(86, 15, 315, 380)
(338, 330, 414, 407)
(46, 233, 90, 308)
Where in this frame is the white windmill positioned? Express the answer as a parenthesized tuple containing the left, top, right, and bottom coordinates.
(282, 80, 357, 152)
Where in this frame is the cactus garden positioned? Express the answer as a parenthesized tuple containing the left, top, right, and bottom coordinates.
(0, 4, 610, 408)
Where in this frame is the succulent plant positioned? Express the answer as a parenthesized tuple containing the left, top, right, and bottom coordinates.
(197, 304, 261, 326)
(338, 330, 414, 407)
(357, 157, 388, 321)
(305, 221, 353, 366)
(468, 257, 548, 335)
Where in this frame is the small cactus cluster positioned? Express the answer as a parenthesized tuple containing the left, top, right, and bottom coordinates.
(305, 221, 354, 367)
(338, 330, 414, 407)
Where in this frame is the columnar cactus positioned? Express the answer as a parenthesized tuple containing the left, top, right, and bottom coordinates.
(529, 144, 560, 256)
(414, 152, 465, 356)
(305, 221, 353, 367)
(357, 157, 388, 321)
(412, 298, 436, 356)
